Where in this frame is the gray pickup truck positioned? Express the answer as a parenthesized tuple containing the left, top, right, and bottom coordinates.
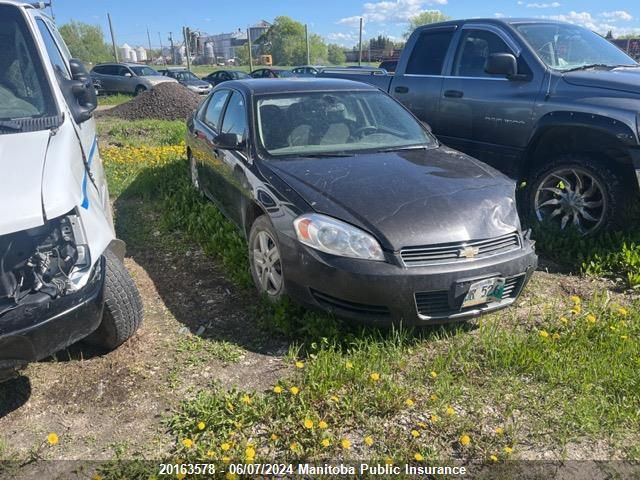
(320, 19, 640, 235)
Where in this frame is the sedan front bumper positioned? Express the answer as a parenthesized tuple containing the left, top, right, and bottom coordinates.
(279, 233, 538, 326)
(0, 258, 105, 379)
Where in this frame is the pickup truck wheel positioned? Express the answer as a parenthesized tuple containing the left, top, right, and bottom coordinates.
(134, 85, 147, 96)
(527, 154, 624, 235)
(85, 250, 143, 350)
(248, 216, 286, 302)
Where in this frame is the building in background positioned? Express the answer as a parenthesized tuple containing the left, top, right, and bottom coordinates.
(194, 21, 271, 64)
(119, 43, 148, 63)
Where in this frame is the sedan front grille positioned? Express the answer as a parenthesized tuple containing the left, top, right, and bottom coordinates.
(400, 232, 521, 267)
(415, 274, 524, 318)
(311, 289, 390, 317)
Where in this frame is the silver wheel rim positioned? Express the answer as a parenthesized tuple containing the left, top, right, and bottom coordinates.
(190, 155, 199, 189)
(252, 231, 283, 296)
(534, 167, 606, 234)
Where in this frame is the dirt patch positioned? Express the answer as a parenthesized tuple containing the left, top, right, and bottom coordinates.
(98, 83, 201, 121)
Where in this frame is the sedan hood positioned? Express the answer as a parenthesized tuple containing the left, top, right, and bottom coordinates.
(268, 147, 520, 250)
(0, 130, 50, 235)
(562, 67, 640, 95)
(146, 76, 178, 85)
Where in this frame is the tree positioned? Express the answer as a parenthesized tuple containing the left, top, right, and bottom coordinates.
(369, 35, 394, 50)
(59, 21, 113, 64)
(327, 44, 346, 64)
(605, 30, 613, 39)
(264, 16, 328, 65)
(404, 11, 451, 38)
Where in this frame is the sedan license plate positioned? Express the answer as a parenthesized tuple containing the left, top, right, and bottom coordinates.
(462, 278, 505, 308)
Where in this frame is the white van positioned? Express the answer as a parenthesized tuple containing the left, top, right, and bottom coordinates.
(0, 1, 142, 382)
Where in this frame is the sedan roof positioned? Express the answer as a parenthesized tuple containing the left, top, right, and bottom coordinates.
(220, 78, 378, 96)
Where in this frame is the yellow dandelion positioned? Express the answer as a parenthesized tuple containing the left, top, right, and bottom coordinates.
(364, 436, 374, 446)
(270, 433, 279, 441)
(225, 473, 238, 480)
(182, 438, 194, 449)
(384, 457, 394, 465)
(370, 372, 381, 382)
(504, 446, 513, 454)
(240, 394, 251, 404)
(295, 361, 304, 369)
(321, 438, 331, 448)
(570, 295, 581, 305)
(411, 430, 420, 438)
(222, 456, 231, 464)
(341, 438, 351, 449)
(495, 427, 504, 435)
(176, 474, 186, 480)
(404, 398, 415, 407)
(93, 475, 103, 480)
(560, 317, 569, 324)
(431, 414, 440, 423)
(586, 314, 597, 324)
(621, 335, 628, 340)
(330, 395, 339, 402)
(430, 371, 438, 379)
(290, 386, 300, 395)
(221, 442, 231, 451)
(460, 434, 471, 446)
(430, 394, 438, 401)
(207, 450, 215, 457)
(552, 333, 560, 340)
(273, 385, 283, 394)
(446, 406, 456, 416)
(303, 418, 314, 429)
(289, 442, 300, 452)
(47, 433, 59, 446)
(318, 420, 328, 429)
(618, 307, 628, 316)
(345, 361, 354, 369)
(414, 452, 424, 461)
(570, 305, 582, 315)
(490, 454, 498, 462)
(245, 447, 256, 461)
(539, 329, 549, 338)
(197, 421, 206, 431)
(417, 422, 427, 428)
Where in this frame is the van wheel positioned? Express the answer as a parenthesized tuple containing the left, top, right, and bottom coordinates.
(85, 250, 143, 350)
(134, 85, 147, 96)
(526, 154, 624, 235)
(248, 216, 286, 302)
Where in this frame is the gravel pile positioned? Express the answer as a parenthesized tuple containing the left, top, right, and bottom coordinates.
(101, 83, 202, 121)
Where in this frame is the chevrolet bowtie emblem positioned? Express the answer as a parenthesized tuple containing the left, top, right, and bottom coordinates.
(459, 246, 480, 258)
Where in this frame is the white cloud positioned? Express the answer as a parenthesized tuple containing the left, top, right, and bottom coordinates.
(494, 12, 506, 18)
(600, 11, 633, 22)
(544, 11, 640, 36)
(526, 2, 561, 8)
(327, 32, 361, 46)
(336, 0, 448, 26)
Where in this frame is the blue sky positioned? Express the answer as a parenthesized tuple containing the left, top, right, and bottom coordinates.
(49, 0, 640, 48)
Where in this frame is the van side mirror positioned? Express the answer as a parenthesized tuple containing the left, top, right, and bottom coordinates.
(60, 59, 97, 124)
(485, 53, 517, 77)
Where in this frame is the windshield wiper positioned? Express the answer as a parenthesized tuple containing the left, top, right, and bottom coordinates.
(375, 145, 427, 153)
(0, 120, 23, 132)
(297, 153, 354, 158)
(562, 63, 634, 73)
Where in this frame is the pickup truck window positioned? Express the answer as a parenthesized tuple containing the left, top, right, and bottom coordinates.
(36, 18, 70, 80)
(406, 29, 455, 75)
(515, 23, 636, 70)
(453, 30, 511, 77)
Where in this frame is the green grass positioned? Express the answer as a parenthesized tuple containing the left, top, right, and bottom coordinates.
(97, 93, 133, 107)
(97, 118, 186, 148)
(96, 118, 639, 476)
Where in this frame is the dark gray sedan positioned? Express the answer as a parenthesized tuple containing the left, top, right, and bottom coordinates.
(186, 78, 537, 324)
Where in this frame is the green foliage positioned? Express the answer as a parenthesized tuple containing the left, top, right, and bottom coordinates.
(265, 17, 328, 65)
(59, 21, 113, 64)
(405, 11, 451, 38)
(327, 44, 347, 65)
(97, 118, 186, 147)
(97, 93, 132, 107)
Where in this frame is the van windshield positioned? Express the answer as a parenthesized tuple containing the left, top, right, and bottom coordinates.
(0, 5, 57, 122)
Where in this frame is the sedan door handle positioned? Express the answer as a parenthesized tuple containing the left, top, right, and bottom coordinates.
(444, 90, 464, 98)
(394, 86, 409, 94)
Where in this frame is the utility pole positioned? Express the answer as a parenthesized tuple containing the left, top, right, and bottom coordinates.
(107, 13, 119, 62)
(146, 27, 153, 63)
(183, 26, 191, 71)
(358, 17, 363, 66)
(305, 24, 310, 65)
(168, 32, 175, 65)
(247, 27, 253, 72)
(158, 32, 166, 65)
(48, 0, 55, 20)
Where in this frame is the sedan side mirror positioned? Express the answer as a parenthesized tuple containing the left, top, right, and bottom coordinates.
(214, 132, 243, 150)
(485, 53, 517, 77)
(59, 59, 97, 124)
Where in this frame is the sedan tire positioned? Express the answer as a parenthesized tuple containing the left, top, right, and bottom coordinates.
(248, 216, 286, 302)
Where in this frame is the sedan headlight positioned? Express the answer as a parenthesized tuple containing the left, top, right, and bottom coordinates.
(293, 213, 384, 261)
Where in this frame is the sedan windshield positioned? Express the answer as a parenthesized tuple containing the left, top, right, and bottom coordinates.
(175, 71, 200, 82)
(257, 91, 435, 157)
(0, 5, 57, 121)
(131, 66, 160, 76)
(232, 71, 250, 79)
(515, 23, 637, 71)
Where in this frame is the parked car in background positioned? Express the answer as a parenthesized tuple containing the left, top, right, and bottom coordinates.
(158, 68, 212, 95)
(250, 68, 295, 78)
(1, 1, 143, 382)
(291, 65, 325, 76)
(90, 63, 176, 96)
(320, 19, 640, 234)
(202, 70, 250, 86)
(186, 78, 537, 325)
(379, 60, 398, 73)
